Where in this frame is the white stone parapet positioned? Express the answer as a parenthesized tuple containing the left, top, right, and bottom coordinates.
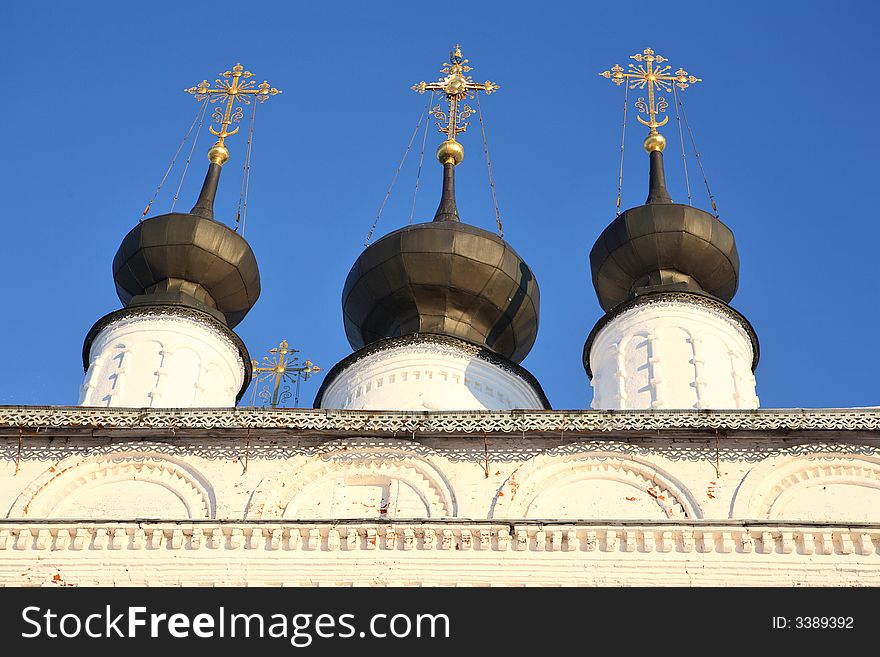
(1, 520, 877, 586)
(318, 336, 547, 411)
(588, 295, 759, 410)
(79, 309, 246, 408)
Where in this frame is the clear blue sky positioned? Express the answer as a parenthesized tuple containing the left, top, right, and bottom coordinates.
(3, 1, 878, 409)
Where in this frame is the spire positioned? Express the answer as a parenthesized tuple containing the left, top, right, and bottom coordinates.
(434, 161, 460, 222)
(646, 149, 673, 204)
(184, 63, 282, 221)
(412, 45, 500, 224)
(190, 162, 222, 219)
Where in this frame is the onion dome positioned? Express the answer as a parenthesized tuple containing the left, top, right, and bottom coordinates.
(589, 149, 739, 312)
(342, 160, 539, 364)
(113, 162, 260, 328)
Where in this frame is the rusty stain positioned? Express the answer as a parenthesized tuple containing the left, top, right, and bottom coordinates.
(509, 474, 519, 501)
(15, 427, 23, 475)
(494, 470, 501, 476)
(626, 496, 638, 501)
(483, 434, 490, 479)
(497, 491, 504, 497)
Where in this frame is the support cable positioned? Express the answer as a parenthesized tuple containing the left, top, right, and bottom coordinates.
(364, 100, 429, 246)
(616, 82, 629, 215)
(171, 100, 208, 212)
(236, 100, 258, 236)
(677, 92, 718, 218)
(673, 86, 693, 206)
(141, 102, 204, 220)
(476, 93, 503, 237)
(672, 85, 694, 207)
(409, 91, 434, 225)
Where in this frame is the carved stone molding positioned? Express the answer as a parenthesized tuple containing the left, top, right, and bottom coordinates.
(1, 520, 877, 558)
(246, 439, 456, 519)
(491, 447, 700, 519)
(2, 406, 880, 435)
(8, 451, 219, 519)
(731, 453, 880, 519)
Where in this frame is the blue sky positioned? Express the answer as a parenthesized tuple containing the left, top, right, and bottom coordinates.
(3, 1, 878, 409)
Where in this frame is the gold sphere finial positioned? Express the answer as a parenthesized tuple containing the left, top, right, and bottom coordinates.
(437, 139, 464, 166)
(643, 131, 666, 153)
(208, 140, 230, 166)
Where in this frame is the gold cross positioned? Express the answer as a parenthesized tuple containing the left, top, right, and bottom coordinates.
(599, 48, 701, 136)
(185, 63, 282, 164)
(250, 340, 320, 408)
(412, 45, 499, 144)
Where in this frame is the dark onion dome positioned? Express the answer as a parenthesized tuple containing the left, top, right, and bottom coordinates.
(589, 149, 739, 313)
(342, 159, 540, 364)
(112, 163, 260, 328)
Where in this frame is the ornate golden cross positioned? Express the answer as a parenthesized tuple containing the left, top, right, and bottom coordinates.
(250, 340, 320, 408)
(185, 63, 282, 165)
(599, 48, 701, 139)
(412, 45, 499, 144)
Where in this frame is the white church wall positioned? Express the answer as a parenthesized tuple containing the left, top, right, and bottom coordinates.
(0, 407, 880, 586)
(318, 340, 545, 411)
(6, 435, 880, 524)
(79, 311, 245, 408)
(589, 298, 759, 410)
(1, 420, 879, 586)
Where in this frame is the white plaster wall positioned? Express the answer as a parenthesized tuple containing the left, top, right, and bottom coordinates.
(589, 299, 759, 410)
(1, 433, 879, 586)
(4, 435, 879, 524)
(319, 341, 544, 411)
(79, 312, 245, 408)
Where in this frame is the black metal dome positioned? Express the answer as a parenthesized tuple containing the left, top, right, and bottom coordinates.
(590, 151, 739, 312)
(342, 163, 539, 364)
(112, 163, 260, 328)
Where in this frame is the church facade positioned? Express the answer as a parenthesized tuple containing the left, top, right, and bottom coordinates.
(2, 407, 879, 586)
(1, 48, 878, 587)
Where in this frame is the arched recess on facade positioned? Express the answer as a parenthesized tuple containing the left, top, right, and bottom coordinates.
(7, 449, 219, 519)
(730, 452, 880, 521)
(245, 438, 456, 520)
(490, 445, 701, 520)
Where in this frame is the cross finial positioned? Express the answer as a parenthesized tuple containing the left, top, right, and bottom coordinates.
(185, 63, 282, 166)
(599, 48, 701, 153)
(249, 340, 320, 408)
(412, 45, 500, 166)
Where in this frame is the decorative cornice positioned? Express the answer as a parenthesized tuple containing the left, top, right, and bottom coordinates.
(1, 406, 879, 436)
(1, 520, 878, 557)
